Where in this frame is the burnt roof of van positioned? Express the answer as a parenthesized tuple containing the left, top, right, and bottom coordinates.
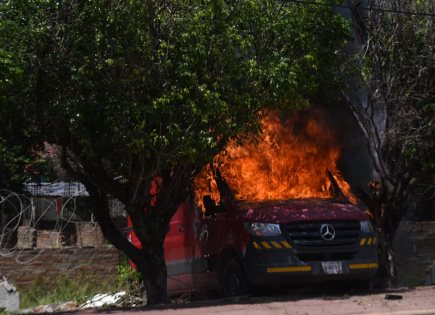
(237, 198, 366, 223)
(236, 198, 351, 209)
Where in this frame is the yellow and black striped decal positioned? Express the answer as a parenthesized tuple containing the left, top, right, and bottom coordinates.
(359, 237, 377, 246)
(252, 240, 292, 249)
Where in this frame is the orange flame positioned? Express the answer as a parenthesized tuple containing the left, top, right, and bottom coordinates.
(194, 110, 357, 208)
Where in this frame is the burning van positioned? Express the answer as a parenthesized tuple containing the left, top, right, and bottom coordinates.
(128, 110, 378, 296)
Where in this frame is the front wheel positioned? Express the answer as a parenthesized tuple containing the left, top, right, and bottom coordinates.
(359, 277, 374, 291)
(346, 277, 374, 292)
(220, 259, 250, 297)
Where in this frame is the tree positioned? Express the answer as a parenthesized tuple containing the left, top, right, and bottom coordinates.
(0, 45, 49, 190)
(0, 0, 349, 303)
(346, 0, 435, 285)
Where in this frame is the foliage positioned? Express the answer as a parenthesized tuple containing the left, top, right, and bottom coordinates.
(0, 0, 350, 303)
(0, 137, 59, 190)
(0, 0, 349, 179)
(0, 41, 56, 189)
(0, 24, 30, 189)
(19, 259, 144, 309)
(118, 254, 142, 294)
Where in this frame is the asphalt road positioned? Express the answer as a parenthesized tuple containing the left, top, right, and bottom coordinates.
(73, 286, 435, 315)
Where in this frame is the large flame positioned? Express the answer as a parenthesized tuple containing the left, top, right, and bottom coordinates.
(194, 110, 357, 208)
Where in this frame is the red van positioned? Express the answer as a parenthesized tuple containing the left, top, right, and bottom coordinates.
(128, 186, 378, 296)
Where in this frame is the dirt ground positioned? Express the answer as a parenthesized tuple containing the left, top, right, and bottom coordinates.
(74, 286, 435, 315)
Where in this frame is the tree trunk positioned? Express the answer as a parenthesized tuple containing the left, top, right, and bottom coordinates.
(360, 181, 401, 288)
(130, 210, 168, 304)
(137, 234, 168, 304)
(82, 180, 167, 304)
(74, 156, 190, 305)
(372, 195, 407, 288)
(127, 167, 191, 304)
(375, 224, 397, 287)
(127, 204, 172, 304)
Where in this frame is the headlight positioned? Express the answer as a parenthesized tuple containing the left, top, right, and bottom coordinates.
(360, 220, 374, 233)
(244, 222, 281, 236)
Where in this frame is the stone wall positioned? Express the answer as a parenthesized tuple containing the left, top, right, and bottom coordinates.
(394, 221, 435, 286)
(76, 222, 106, 247)
(0, 247, 119, 289)
(36, 230, 63, 248)
(16, 226, 36, 249)
(14, 222, 106, 249)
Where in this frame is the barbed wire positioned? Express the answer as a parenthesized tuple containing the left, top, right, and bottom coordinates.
(0, 189, 117, 267)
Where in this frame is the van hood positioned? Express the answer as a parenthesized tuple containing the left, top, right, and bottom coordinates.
(237, 198, 367, 224)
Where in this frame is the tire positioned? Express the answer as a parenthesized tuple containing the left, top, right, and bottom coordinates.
(220, 259, 250, 297)
(347, 277, 374, 292)
(360, 277, 374, 291)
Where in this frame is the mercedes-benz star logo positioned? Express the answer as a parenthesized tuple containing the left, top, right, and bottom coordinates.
(320, 224, 335, 241)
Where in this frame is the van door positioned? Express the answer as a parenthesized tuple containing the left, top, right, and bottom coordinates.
(164, 202, 196, 293)
(200, 205, 227, 258)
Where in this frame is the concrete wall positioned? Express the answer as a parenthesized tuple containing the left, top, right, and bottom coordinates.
(394, 221, 435, 286)
(0, 247, 119, 289)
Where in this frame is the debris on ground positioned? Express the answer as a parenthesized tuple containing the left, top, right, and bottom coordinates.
(20, 291, 145, 313)
(80, 291, 127, 308)
(0, 276, 20, 312)
(384, 294, 403, 300)
(20, 301, 79, 314)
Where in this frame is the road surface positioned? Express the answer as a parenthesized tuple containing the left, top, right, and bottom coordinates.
(75, 286, 435, 315)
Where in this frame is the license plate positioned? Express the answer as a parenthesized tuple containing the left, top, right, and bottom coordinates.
(321, 261, 343, 274)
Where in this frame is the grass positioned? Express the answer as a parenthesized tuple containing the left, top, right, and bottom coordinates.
(19, 257, 142, 309)
(19, 273, 118, 309)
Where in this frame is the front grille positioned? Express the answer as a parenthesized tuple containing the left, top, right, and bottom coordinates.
(284, 220, 360, 249)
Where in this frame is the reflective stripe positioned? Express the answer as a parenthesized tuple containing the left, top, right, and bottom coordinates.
(281, 241, 292, 249)
(253, 240, 292, 250)
(373, 237, 377, 245)
(360, 238, 367, 246)
(367, 238, 373, 245)
(271, 241, 282, 249)
(267, 266, 312, 273)
(349, 263, 378, 270)
(261, 241, 272, 249)
(253, 241, 261, 249)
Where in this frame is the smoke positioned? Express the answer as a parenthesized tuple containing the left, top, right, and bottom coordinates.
(314, 103, 376, 201)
